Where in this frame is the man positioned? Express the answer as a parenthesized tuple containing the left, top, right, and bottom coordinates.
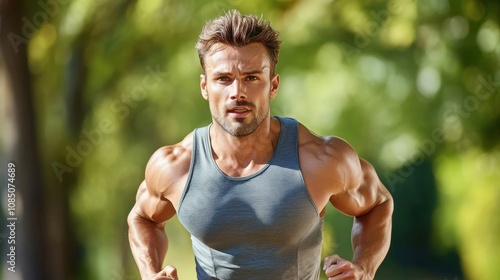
(128, 10, 393, 280)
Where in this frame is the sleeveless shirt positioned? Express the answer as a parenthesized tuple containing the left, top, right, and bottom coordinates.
(177, 117, 324, 280)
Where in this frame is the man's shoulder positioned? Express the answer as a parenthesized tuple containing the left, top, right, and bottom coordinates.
(296, 123, 364, 194)
(145, 132, 194, 188)
(297, 122, 357, 161)
(150, 132, 194, 164)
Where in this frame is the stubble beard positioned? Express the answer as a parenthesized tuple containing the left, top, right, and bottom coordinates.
(211, 100, 269, 137)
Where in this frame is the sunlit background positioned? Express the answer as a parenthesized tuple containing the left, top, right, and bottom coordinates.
(1, 0, 499, 279)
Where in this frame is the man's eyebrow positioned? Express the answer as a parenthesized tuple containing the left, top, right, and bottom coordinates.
(212, 71, 230, 76)
(212, 69, 265, 76)
(242, 70, 265, 75)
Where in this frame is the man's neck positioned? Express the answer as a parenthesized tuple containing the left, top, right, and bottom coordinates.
(209, 117, 280, 176)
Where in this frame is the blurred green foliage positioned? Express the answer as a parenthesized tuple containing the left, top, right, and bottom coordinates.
(1, 0, 499, 279)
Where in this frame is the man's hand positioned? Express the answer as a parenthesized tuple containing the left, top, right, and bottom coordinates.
(149, 265, 179, 280)
(323, 255, 367, 280)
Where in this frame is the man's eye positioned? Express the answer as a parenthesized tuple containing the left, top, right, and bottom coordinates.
(246, 76, 258, 81)
(217, 77, 230, 82)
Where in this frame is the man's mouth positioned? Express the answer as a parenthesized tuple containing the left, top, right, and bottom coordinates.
(227, 106, 251, 116)
(229, 108, 248, 113)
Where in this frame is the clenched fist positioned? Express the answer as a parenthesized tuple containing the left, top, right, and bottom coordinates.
(323, 255, 368, 280)
(149, 265, 178, 280)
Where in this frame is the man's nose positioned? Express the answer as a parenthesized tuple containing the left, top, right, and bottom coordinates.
(229, 79, 247, 100)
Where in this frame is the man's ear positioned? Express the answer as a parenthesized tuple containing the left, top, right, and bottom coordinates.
(200, 74, 208, 100)
(270, 74, 280, 99)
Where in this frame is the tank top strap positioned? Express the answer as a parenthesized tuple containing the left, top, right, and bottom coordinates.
(271, 116, 300, 170)
(192, 125, 214, 169)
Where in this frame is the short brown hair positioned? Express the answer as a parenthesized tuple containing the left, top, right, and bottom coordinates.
(195, 10, 281, 75)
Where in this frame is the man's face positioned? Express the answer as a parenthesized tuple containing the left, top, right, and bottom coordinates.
(200, 42, 280, 137)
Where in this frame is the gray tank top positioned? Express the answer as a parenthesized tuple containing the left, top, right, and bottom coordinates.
(178, 117, 324, 280)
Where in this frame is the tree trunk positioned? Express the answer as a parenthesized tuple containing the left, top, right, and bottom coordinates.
(1, 0, 48, 279)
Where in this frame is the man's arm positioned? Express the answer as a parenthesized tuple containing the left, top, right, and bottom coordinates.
(325, 142, 393, 279)
(128, 144, 191, 280)
(128, 181, 177, 280)
(350, 159, 393, 278)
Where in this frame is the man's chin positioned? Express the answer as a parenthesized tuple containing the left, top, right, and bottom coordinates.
(214, 116, 261, 137)
(226, 123, 257, 137)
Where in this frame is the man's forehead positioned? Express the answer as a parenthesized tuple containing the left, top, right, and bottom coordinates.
(205, 43, 271, 72)
(207, 42, 266, 55)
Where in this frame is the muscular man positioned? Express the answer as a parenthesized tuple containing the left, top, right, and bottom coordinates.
(128, 10, 393, 280)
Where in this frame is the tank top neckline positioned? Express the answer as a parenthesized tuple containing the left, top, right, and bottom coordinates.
(204, 116, 289, 181)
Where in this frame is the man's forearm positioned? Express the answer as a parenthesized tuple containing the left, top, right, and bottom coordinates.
(128, 211, 168, 279)
(351, 198, 393, 279)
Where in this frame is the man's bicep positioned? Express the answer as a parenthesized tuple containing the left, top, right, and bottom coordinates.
(133, 180, 176, 224)
(330, 158, 388, 217)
